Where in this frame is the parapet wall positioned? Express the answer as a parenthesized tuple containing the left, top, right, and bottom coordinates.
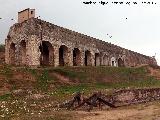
(5, 18, 157, 67)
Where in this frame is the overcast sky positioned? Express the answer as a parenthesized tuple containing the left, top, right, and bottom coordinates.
(0, 0, 160, 64)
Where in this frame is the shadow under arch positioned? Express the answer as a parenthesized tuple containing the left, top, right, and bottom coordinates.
(95, 53, 100, 66)
(20, 40, 26, 65)
(59, 45, 69, 66)
(73, 48, 81, 66)
(118, 58, 125, 67)
(39, 41, 53, 66)
(85, 50, 92, 66)
(9, 43, 16, 65)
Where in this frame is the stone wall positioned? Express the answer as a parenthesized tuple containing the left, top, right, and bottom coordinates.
(105, 88, 160, 105)
(5, 18, 157, 67)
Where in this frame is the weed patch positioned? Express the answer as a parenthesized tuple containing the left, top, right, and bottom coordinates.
(0, 93, 12, 101)
(36, 69, 53, 91)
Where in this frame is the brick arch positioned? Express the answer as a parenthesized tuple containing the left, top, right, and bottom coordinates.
(59, 45, 69, 66)
(39, 41, 54, 66)
(110, 56, 116, 67)
(19, 40, 26, 65)
(117, 57, 125, 67)
(9, 42, 16, 65)
(73, 48, 81, 66)
(118, 57, 125, 67)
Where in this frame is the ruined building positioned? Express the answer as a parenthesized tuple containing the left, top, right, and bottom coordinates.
(5, 8, 157, 67)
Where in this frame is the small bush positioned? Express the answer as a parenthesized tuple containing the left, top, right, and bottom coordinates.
(0, 44, 5, 52)
(0, 93, 12, 101)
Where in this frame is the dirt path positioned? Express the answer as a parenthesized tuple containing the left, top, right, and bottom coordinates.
(51, 72, 73, 84)
(77, 104, 160, 120)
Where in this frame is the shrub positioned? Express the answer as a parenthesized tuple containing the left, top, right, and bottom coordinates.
(0, 44, 5, 52)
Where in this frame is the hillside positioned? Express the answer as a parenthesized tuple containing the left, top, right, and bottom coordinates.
(1, 49, 160, 119)
(0, 64, 160, 96)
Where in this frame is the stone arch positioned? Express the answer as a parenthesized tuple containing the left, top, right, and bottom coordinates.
(95, 53, 100, 66)
(110, 57, 116, 67)
(118, 58, 125, 67)
(73, 48, 81, 66)
(9, 43, 16, 65)
(39, 41, 53, 66)
(59, 45, 69, 66)
(103, 54, 109, 66)
(85, 50, 92, 66)
(20, 40, 26, 65)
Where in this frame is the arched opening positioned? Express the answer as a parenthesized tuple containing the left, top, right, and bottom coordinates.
(111, 57, 116, 67)
(103, 55, 108, 66)
(39, 41, 53, 66)
(9, 43, 16, 65)
(95, 53, 100, 66)
(85, 50, 91, 66)
(118, 58, 125, 67)
(20, 40, 26, 65)
(59, 45, 68, 66)
(73, 48, 81, 66)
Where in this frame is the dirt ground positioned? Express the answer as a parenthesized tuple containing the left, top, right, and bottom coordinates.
(5, 101, 160, 120)
(76, 102, 160, 120)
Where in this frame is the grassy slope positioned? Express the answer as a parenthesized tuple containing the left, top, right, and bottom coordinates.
(1, 65, 160, 97)
(1, 65, 160, 119)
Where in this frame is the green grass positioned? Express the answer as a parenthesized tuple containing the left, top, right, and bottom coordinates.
(0, 44, 5, 52)
(52, 67, 87, 82)
(0, 93, 12, 101)
(16, 66, 160, 95)
(51, 66, 149, 83)
(36, 69, 53, 91)
(50, 74, 160, 98)
(2, 65, 13, 78)
(20, 67, 55, 91)
(2, 65, 160, 98)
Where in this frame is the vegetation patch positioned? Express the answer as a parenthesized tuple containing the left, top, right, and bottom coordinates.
(51, 66, 149, 83)
(0, 44, 5, 52)
(52, 67, 87, 82)
(2, 65, 13, 78)
(0, 93, 12, 101)
(36, 69, 52, 91)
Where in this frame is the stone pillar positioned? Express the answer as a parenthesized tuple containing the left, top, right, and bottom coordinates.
(80, 50, 85, 66)
(68, 48, 73, 66)
(5, 39, 10, 64)
(53, 45, 59, 67)
(100, 55, 103, 66)
(20, 41, 27, 66)
(26, 35, 40, 66)
(15, 43, 21, 66)
(90, 51, 95, 66)
(49, 46, 54, 66)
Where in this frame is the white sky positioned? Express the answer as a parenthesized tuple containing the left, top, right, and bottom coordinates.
(0, 0, 160, 65)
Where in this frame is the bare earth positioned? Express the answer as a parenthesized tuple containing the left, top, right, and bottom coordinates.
(75, 103, 160, 120)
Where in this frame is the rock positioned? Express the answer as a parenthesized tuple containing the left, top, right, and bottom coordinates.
(12, 89, 27, 97)
(27, 93, 49, 100)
